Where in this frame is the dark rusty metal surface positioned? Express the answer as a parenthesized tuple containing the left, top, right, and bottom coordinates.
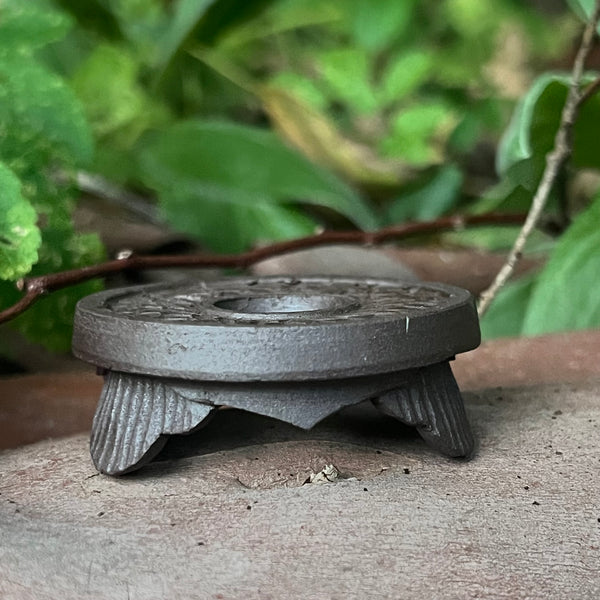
(72, 276, 481, 475)
(72, 276, 480, 381)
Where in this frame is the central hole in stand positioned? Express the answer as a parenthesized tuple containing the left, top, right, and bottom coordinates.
(214, 295, 356, 314)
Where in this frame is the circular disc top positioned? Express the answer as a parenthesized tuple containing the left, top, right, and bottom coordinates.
(72, 276, 480, 381)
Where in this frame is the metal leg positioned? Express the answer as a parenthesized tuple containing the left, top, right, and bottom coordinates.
(90, 371, 214, 475)
(90, 365, 474, 475)
(373, 362, 474, 458)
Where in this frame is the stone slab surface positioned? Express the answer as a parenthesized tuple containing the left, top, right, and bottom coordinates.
(1, 379, 600, 599)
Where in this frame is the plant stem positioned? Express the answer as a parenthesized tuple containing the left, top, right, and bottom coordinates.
(0, 212, 525, 325)
(477, 2, 600, 317)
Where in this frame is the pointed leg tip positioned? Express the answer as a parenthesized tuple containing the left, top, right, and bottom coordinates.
(374, 362, 476, 460)
(90, 371, 214, 475)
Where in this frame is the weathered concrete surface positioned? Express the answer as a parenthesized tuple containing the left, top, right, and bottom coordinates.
(1, 380, 600, 599)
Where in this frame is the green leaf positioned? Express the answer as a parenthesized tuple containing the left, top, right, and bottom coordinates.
(480, 275, 536, 340)
(378, 50, 434, 107)
(444, 0, 498, 36)
(189, 0, 277, 46)
(156, 0, 216, 68)
(156, 0, 276, 66)
(566, 0, 598, 25)
(380, 102, 455, 165)
(218, 0, 340, 48)
(137, 120, 378, 251)
(0, 162, 41, 280)
(72, 44, 170, 147)
(345, 0, 416, 52)
(53, 0, 123, 40)
(449, 98, 503, 153)
(5, 229, 105, 353)
(318, 48, 379, 114)
(0, 55, 93, 168)
(473, 157, 547, 214)
(0, 1, 72, 55)
(497, 73, 600, 174)
(522, 194, 600, 335)
(155, 184, 317, 252)
(385, 165, 462, 224)
(496, 73, 559, 173)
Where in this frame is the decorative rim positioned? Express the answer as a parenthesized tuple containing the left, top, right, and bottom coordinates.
(72, 276, 480, 381)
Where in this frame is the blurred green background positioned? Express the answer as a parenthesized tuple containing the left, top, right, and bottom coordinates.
(1, 0, 600, 363)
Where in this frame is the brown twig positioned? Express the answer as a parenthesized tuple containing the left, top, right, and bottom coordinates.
(477, 2, 600, 317)
(0, 212, 525, 325)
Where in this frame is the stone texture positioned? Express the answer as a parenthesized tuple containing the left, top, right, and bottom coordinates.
(1, 379, 600, 599)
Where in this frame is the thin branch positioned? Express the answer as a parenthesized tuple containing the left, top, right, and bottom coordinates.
(477, 3, 600, 317)
(0, 212, 525, 325)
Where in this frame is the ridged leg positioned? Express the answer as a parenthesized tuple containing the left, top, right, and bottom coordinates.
(373, 361, 474, 457)
(91, 371, 214, 475)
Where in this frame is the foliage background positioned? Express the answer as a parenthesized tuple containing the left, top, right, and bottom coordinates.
(0, 0, 599, 358)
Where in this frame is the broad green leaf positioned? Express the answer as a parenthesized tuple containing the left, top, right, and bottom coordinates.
(53, 0, 123, 40)
(72, 44, 170, 147)
(156, 0, 276, 67)
(189, 0, 277, 45)
(0, 1, 72, 54)
(385, 165, 462, 224)
(318, 48, 379, 114)
(155, 184, 317, 252)
(496, 73, 559, 173)
(522, 195, 600, 335)
(566, 0, 599, 26)
(155, 0, 216, 67)
(137, 120, 378, 251)
(380, 102, 456, 165)
(345, 0, 416, 52)
(569, 84, 600, 170)
(102, 0, 167, 51)
(473, 157, 547, 214)
(0, 55, 93, 168)
(0, 162, 41, 280)
(497, 73, 600, 174)
(218, 0, 340, 48)
(378, 50, 434, 107)
(480, 275, 536, 340)
(449, 98, 503, 153)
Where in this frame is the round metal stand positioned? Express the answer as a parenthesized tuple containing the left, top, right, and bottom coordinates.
(72, 276, 481, 475)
